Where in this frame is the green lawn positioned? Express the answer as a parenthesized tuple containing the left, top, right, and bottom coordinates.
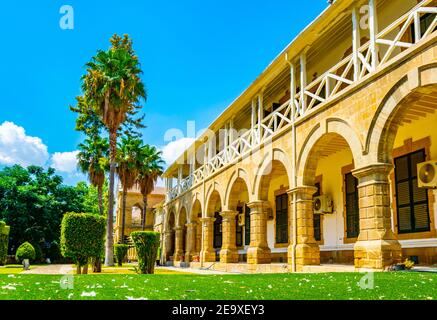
(0, 272, 436, 300)
(0, 265, 24, 275)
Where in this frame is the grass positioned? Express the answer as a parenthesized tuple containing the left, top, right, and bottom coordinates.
(0, 265, 25, 275)
(100, 265, 193, 275)
(0, 272, 436, 300)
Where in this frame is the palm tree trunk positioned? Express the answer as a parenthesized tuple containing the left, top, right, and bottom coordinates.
(98, 184, 104, 216)
(121, 185, 127, 244)
(104, 129, 117, 266)
(142, 194, 148, 230)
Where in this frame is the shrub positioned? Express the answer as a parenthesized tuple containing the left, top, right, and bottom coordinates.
(131, 231, 160, 274)
(0, 221, 10, 266)
(114, 244, 129, 267)
(15, 242, 36, 263)
(404, 258, 415, 270)
(60, 212, 106, 274)
(32, 243, 43, 263)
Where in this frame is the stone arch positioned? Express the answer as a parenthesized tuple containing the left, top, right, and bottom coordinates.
(177, 206, 188, 228)
(191, 197, 202, 221)
(367, 63, 437, 163)
(225, 168, 252, 208)
(205, 183, 224, 217)
(297, 118, 364, 186)
(254, 148, 293, 200)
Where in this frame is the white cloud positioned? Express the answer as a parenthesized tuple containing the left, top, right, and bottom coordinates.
(50, 150, 79, 173)
(161, 137, 195, 166)
(0, 121, 49, 167)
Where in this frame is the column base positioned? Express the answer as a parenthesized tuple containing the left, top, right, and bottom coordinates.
(354, 239, 402, 269)
(201, 250, 216, 263)
(247, 246, 271, 264)
(295, 244, 320, 271)
(219, 248, 239, 263)
(174, 250, 185, 262)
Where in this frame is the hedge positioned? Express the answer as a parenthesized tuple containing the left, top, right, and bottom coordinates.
(131, 231, 160, 274)
(15, 242, 36, 263)
(0, 221, 10, 266)
(114, 244, 129, 267)
(60, 212, 106, 274)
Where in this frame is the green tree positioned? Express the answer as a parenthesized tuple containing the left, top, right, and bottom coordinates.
(116, 135, 143, 243)
(0, 165, 92, 254)
(77, 136, 109, 216)
(136, 145, 164, 230)
(81, 34, 146, 266)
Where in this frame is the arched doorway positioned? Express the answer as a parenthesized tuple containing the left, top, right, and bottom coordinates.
(175, 207, 188, 262)
(206, 189, 222, 262)
(369, 76, 437, 266)
(227, 173, 251, 262)
(256, 156, 291, 263)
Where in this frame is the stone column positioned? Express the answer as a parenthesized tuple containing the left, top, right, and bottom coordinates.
(185, 222, 197, 262)
(200, 217, 216, 262)
(163, 231, 173, 262)
(174, 226, 184, 262)
(220, 210, 239, 263)
(288, 186, 320, 271)
(247, 201, 271, 264)
(352, 163, 402, 269)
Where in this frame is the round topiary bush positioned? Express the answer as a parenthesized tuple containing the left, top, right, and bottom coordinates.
(114, 244, 129, 267)
(131, 231, 160, 274)
(15, 242, 36, 263)
(0, 221, 10, 266)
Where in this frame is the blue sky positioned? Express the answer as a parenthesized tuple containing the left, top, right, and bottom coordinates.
(0, 0, 328, 185)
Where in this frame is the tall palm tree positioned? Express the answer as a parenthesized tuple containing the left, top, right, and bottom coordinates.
(77, 136, 109, 216)
(136, 145, 164, 230)
(116, 136, 143, 244)
(82, 34, 146, 266)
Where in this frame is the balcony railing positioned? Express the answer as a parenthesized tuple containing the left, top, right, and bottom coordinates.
(167, 0, 437, 201)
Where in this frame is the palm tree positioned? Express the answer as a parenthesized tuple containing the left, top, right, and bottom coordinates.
(116, 136, 143, 244)
(77, 136, 109, 216)
(82, 34, 146, 266)
(136, 145, 164, 230)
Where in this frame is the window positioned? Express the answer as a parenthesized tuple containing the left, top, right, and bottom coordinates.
(236, 206, 243, 247)
(345, 172, 360, 238)
(275, 193, 288, 244)
(395, 149, 430, 234)
(313, 182, 322, 242)
(213, 212, 222, 249)
(245, 205, 251, 246)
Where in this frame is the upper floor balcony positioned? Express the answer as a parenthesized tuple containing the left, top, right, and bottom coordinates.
(164, 0, 437, 203)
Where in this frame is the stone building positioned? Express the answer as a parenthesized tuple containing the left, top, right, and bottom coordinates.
(162, 0, 437, 272)
(114, 186, 166, 244)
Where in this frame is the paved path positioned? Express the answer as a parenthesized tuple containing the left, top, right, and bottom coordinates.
(22, 264, 73, 275)
(156, 266, 234, 275)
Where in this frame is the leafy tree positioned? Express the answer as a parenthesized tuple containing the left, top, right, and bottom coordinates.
(136, 145, 164, 230)
(131, 231, 160, 274)
(0, 165, 97, 255)
(81, 34, 146, 266)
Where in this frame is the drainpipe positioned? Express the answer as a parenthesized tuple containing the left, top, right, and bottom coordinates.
(286, 54, 298, 273)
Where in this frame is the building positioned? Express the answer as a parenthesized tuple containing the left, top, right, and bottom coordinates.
(162, 0, 437, 272)
(114, 185, 166, 244)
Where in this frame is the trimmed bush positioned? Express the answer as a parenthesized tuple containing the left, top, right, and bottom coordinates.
(15, 242, 36, 263)
(131, 231, 160, 274)
(60, 212, 106, 274)
(114, 244, 129, 267)
(0, 221, 10, 266)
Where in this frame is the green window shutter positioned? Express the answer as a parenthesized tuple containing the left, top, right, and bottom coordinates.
(395, 149, 430, 234)
(244, 205, 251, 246)
(275, 194, 288, 244)
(345, 172, 360, 238)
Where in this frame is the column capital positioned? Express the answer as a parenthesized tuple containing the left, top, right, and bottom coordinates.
(287, 186, 318, 200)
(220, 210, 238, 221)
(199, 217, 216, 224)
(352, 163, 393, 184)
(174, 226, 184, 231)
(186, 222, 198, 228)
(247, 200, 270, 212)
